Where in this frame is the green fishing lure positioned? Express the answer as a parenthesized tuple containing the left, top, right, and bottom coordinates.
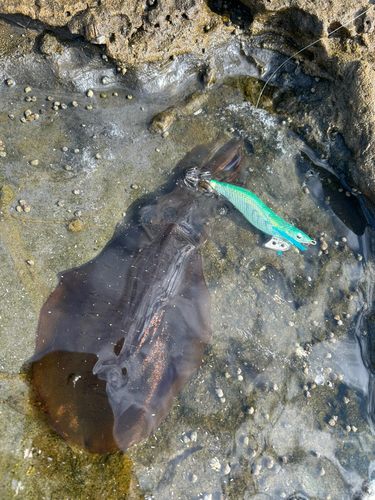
(209, 179, 315, 252)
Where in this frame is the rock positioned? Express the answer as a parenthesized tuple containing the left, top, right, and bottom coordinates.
(39, 33, 62, 55)
(0, 0, 231, 66)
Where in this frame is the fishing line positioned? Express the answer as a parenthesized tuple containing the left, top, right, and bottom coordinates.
(256, 4, 375, 108)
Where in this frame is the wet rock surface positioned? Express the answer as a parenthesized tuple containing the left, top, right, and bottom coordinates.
(1, 2, 375, 499)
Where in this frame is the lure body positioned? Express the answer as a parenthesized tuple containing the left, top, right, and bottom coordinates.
(209, 179, 314, 251)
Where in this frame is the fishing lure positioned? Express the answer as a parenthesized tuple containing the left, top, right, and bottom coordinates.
(208, 179, 315, 252)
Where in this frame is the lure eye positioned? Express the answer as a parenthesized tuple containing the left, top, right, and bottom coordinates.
(296, 233, 302, 240)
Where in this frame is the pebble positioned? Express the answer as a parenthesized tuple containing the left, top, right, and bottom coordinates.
(252, 464, 262, 475)
(61, 146, 68, 152)
(64, 165, 72, 171)
(100, 93, 107, 98)
(73, 149, 80, 154)
(343, 397, 350, 404)
(57, 201, 64, 207)
(357, 254, 363, 261)
(113, 92, 118, 97)
(320, 241, 328, 251)
(74, 210, 82, 217)
(237, 374, 243, 381)
(266, 458, 274, 469)
(288, 321, 295, 327)
(101, 76, 111, 85)
(131, 184, 138, 190)
(162, 131, 169, 138)
(346, 425, 351, 432)
(72, 101, 78, 107)
(24, 87, 31, 93)
(26, 259, 35, 266)
(73, 189, 80, 195)
(352, 425, 357, 432)
(121, 68, 127, 75)
(243, 436, 249, 446)
(126, 94, 133, 99)
(6, 79, 14, 86)
(223, 463, 231, 475)
(328, 418, 336, 426)
(326, 353, 332, 358)
(248, 407, 254, 414)
(210, 458, 221, 471)
(86, 105, 93, 110)
(0, 151, 7, 157)
(215, 388, 224, 398)
(95, 153, 101, 159)
(319, 467, 326, 476)
(87, 90, 94, 97)
(16, 205, 22, 212)
(303, 186, 310, 194)
(183, 435, 190, 443)
(30, 160, 39, 166)
(47, 96, 54, 101)
(23, 204, 31, 213)
(190, 431, 197, 442)
(191, 474, 197, 483)
(61, 103, 67, 110)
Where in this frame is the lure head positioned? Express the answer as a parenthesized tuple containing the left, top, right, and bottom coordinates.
(287, 228, 316, 247)
(273, 226, 316, 251)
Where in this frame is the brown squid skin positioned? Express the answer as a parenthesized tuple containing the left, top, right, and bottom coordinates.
(31, 139, 244, 454)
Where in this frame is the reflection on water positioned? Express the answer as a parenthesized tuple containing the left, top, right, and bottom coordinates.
(0, 73, 375, 499)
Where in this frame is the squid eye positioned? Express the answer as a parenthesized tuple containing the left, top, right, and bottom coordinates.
(296, 233, 302, 240)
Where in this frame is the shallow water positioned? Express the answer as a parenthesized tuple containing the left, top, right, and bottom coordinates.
(1, 51, 375, 500)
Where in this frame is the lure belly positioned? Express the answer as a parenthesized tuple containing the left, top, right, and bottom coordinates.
(209, 179, 315, 251)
